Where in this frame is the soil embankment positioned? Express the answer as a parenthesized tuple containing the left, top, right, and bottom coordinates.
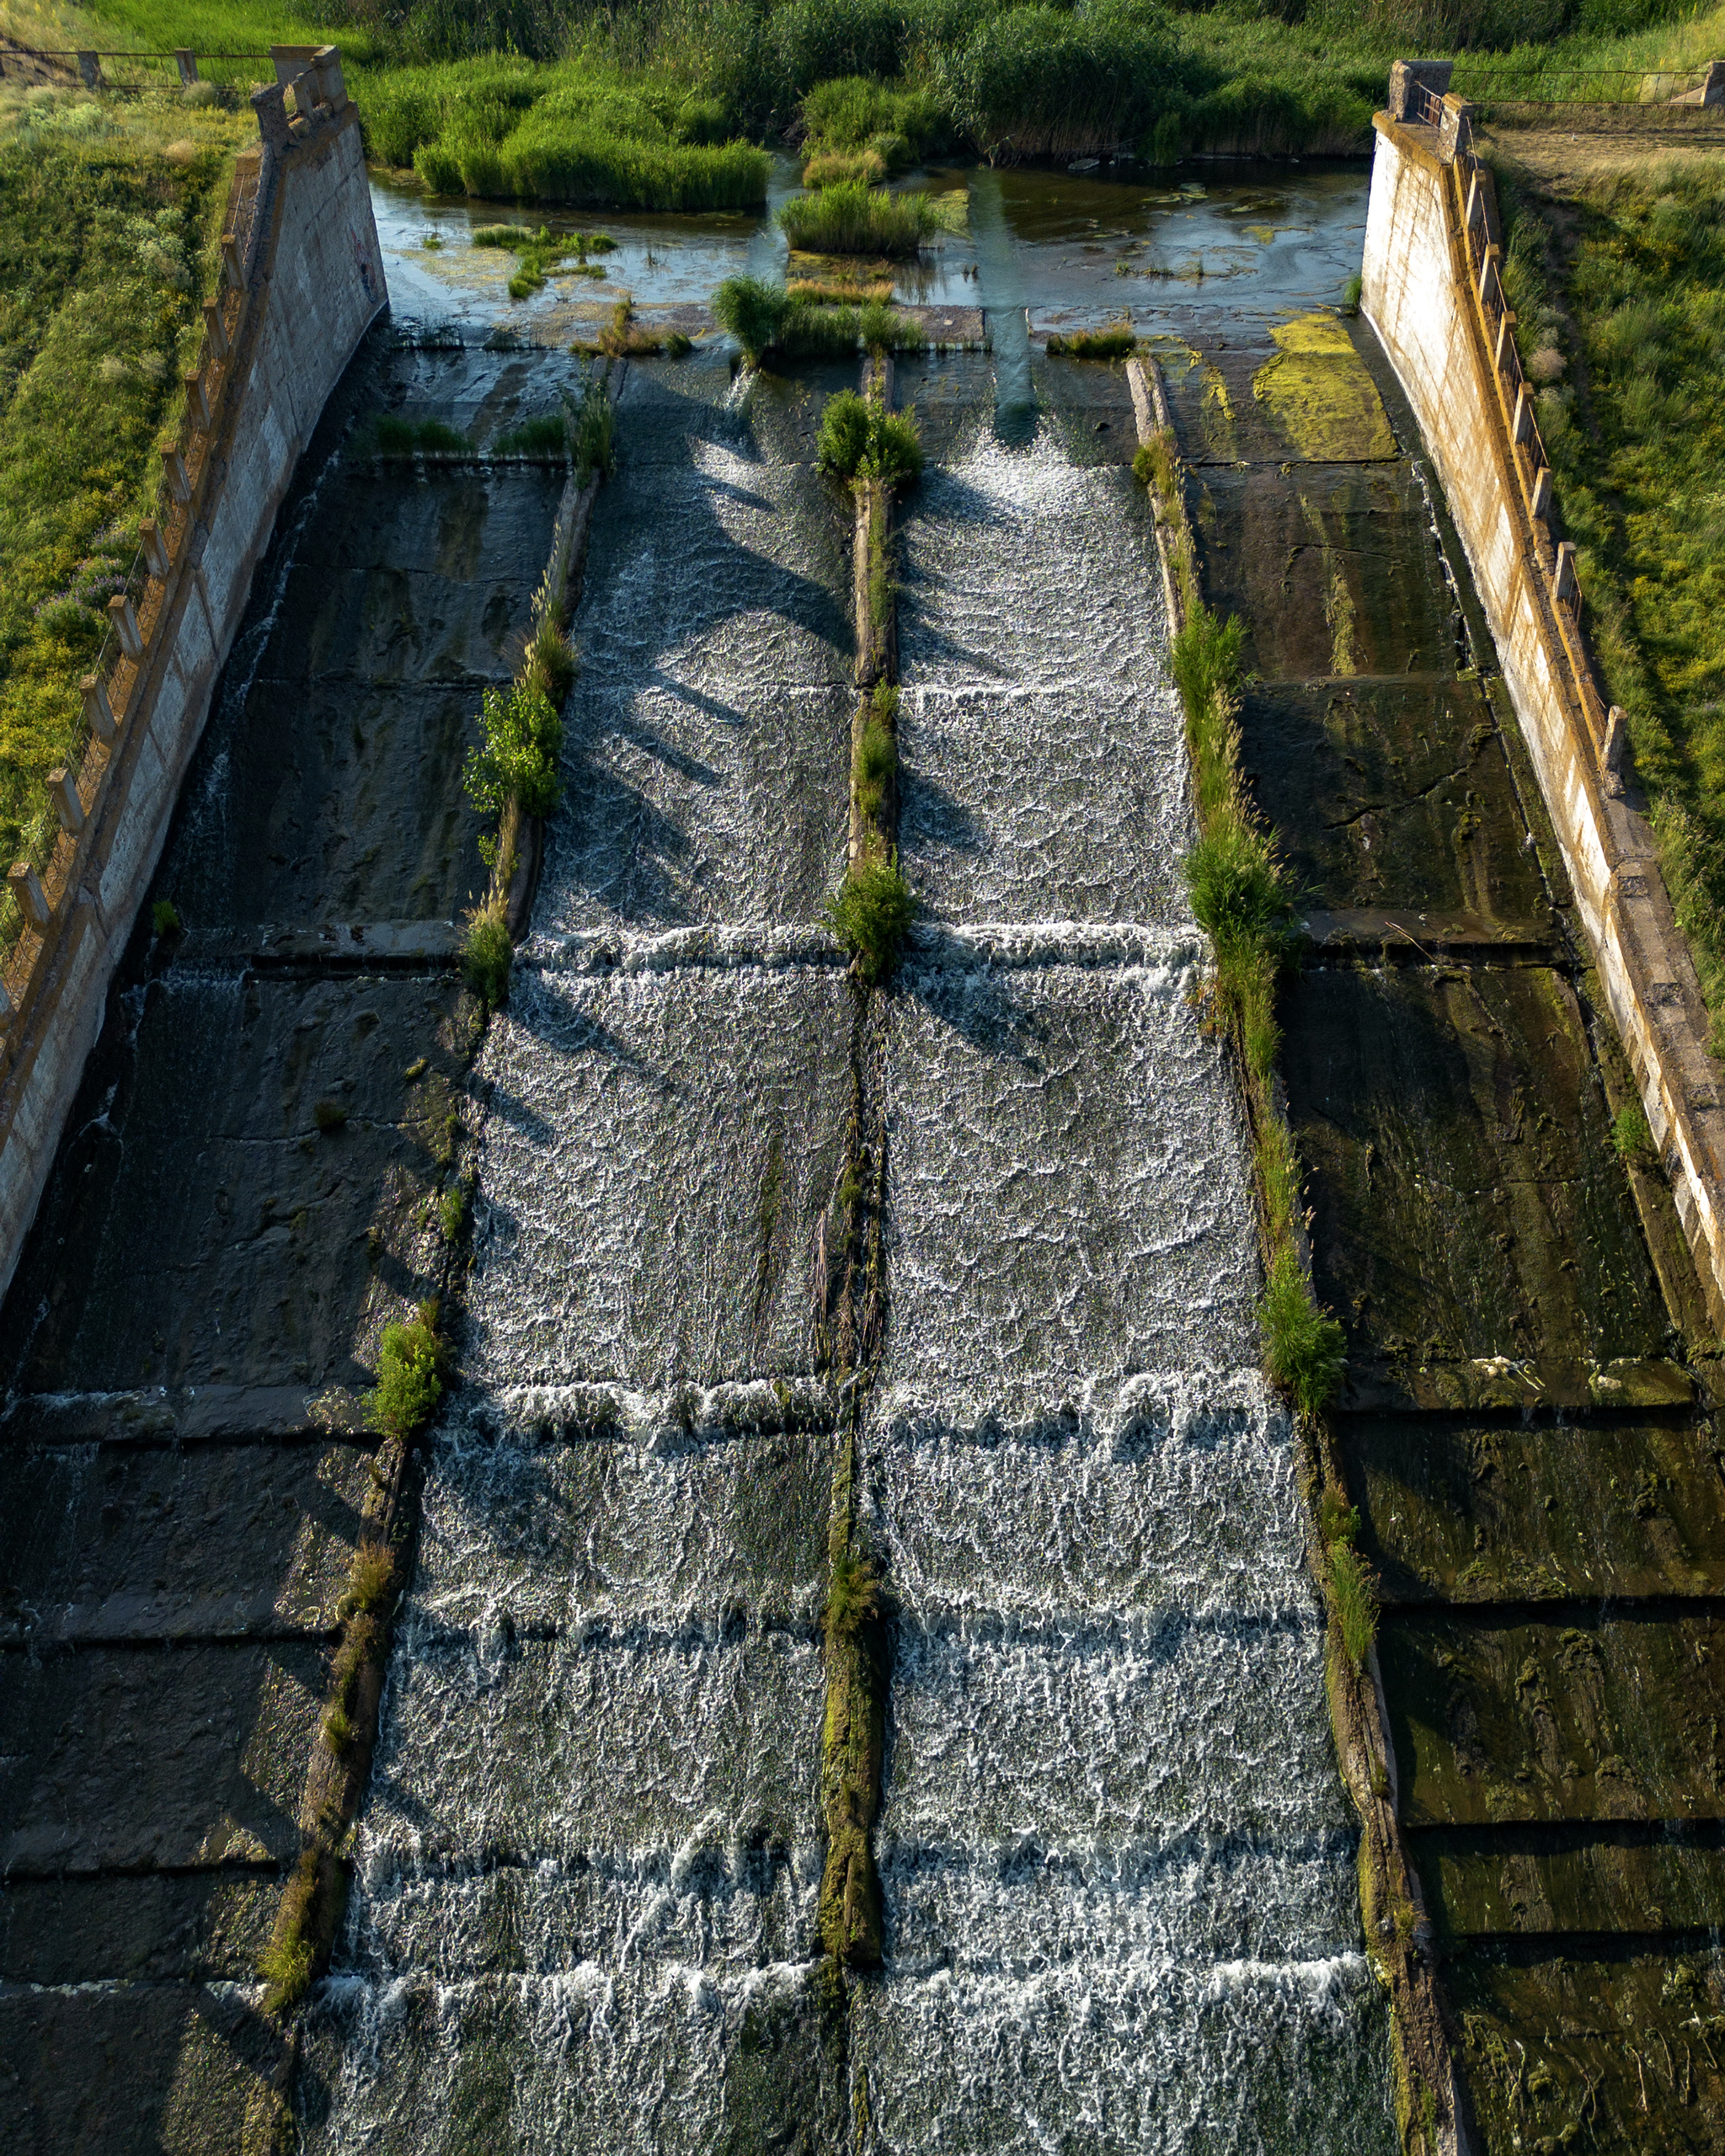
(0, 332, 576, 2153)
(1162, 304, 1725, 2152)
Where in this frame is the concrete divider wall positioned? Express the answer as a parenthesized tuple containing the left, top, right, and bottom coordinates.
(1362, 113, 1725, 1334)
(0, 68, 385, 1305)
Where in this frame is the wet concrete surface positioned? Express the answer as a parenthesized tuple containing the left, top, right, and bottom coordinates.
(1173, 299, 1725, 2148)
(0, 330, 534, 2151)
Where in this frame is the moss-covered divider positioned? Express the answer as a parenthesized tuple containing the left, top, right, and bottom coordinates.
(811, 352, 920, 1969)
(1129, 350, 1464, 2156)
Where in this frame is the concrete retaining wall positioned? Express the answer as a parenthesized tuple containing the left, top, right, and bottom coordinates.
(1362, 113, 1725, 1333)
(0, 59, 385, 1305)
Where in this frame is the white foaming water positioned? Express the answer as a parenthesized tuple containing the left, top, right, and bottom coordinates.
(898, 433, 1190, 926)
(305, 384, 1395, 2151)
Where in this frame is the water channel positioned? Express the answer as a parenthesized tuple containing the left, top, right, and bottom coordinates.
(5, 145, 1717, 2156)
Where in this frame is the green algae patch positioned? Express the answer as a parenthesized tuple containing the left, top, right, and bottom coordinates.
(1251, 312, 1396, 465)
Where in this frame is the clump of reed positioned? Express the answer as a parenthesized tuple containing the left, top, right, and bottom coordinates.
(371, 413, 473, 456)
(856, 682, 898, 827)
(1319, 1483, 1378, 1670)
(780, 181, 943, 259)
(1610, 1101, 1656, 1166)
(491, 412, 571, 458)
(1046, 321, 1136, 360)
(713, 276, 926, 366)
(462, 889, 514, 1011)
(816, 387, 923, 488)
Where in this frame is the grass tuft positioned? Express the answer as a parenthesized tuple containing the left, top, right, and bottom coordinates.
(492, 412, 570, 457)
(817, 389, 923, 488)
(1611, 1101, 1656, 1166)
(825, 1547, 881, 1640)
(1328, 1540, 1379, 1670)
(462, 892, 513, 1011)
(373, 414, 472, 456)
(151, 898, 180, 937)
(1259, 1246, 1346, 1417)
(312, 1099, 348, 1134)
(1046, 322, 1136, 360)
(829, 853, 916, 985)
(780, 182, 940, 259)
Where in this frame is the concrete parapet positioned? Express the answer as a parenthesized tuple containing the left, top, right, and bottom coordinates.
(1363, 110, 1725, 1332)
(1389, 58, 1453, 121)
(0, 67, 387, 1308)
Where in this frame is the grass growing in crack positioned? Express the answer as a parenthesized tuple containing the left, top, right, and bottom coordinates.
(367, 1305, 445, 1445)
(372, 414, 472, 456)
(492, 413, 571, 457)
(259, 1848, 320, 2015)
(526, 613, 578, 705)
(321, 1704, 355, 1756)
(575, 297, 692, 358)
(339, 1541, 398, 1619)
(857, 705, 896, 825)
(830, 854, 915, 985)
(1260, 1246, 1346, 1418)
(462, 892, 513, 1011)
(151, 899, 180, 937)
(440, 1180, 468, 1242)
(1611, 1102, 1656, 1166)
(1328, 1538, 1379, 1670)
(825, 1546, 881, 1641)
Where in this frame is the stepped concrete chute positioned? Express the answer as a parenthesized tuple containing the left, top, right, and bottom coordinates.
(0, 51, 385, 1316)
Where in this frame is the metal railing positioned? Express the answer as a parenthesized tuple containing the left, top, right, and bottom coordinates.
(0, 71, 302, 1014)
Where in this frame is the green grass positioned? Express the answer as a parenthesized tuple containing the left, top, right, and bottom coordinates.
(1327, 1538, 1379, 1669)
(1046, 323, 1137, 360)
(526, 611, 578, 702)
(462, 890, 512, 1008)
(492, 412, 569, 456)
(1495, 154, 1725, 1054)
(1261, 1246, 1348, 1415)
(799, 73, 948, 179)
(150, 897, 179, 936)
(825, 1546, 881, 1640)
(1610, 1100, 1656, 1164)
(368, 1304, 445, 1444)
(780, 179, 940, 258)
(829, 852, 916, 983)
(0, 90, 243, 902)
(372, 413, 472, 455)
(713, 275, 925, 365)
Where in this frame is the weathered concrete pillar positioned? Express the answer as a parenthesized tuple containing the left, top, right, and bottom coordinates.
(1388, 59, 1453, 120)
(222, 232, 246, 291)
(139, 519, 169, 579)
(1511, 384, 1533, 444)
(108, 593, 143, 662)
(175, 49, 197, 86)
(1703, 60, 1725, 109)
(1605, 705, 1630, 782)
(1493, 309, 1518, 370)
(253, 81, 293, 154)
(1478, 243, 1501, 302)
(76, 51, 100, 88)
(8, 863, 50, 931)
(1555, 542, 1578, 604)
(80, 675, 117, 745)
(184, 371, 211, 432)
(202, 296, 229, 360)
(1438, 93, 1475, 163)
(312, 45, 348, 109)
(1530, 467, 1552, 520)
(160, 440, 191, 504)
(46, 769, 85, 837)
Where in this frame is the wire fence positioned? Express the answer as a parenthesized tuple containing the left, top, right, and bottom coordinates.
(0, 46, 275, 93)
(0, 112, 271, 1008)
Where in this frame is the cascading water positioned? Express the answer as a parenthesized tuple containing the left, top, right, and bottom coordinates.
(302, 191, 1397, 2151)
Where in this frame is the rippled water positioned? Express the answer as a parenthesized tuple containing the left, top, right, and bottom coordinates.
(302, 211, 1396, 2149)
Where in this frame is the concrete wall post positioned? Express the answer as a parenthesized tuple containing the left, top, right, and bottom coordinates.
(1511, 383, 1533, 443)
(1439, 93, 1475, 162)
(75, 51, 99, 88)
(1388, 59, 1452, 120)
(139, 519, 169, 579)
(174, 49, 198, 86)
(184, 371, 211, 432)
(252, 83, 294, 155)
(160, 441, 191, 504)
(1604, 705, 1629, 782)
(312, 45, 348, 109)
(222, 232, 246, 291)
(1703, 59, 1725, 109)
(80, 676, 117, 745)
(1555, 540, 1578, 604)
(1478, 243, 1501, 302)
(8, 864, 49, 931)
(108, 594, 143, 662)
(46, 770, 85, 837)
(203, 296, 230, 360)
(1493, 308, 1517, 369)
(1530, 467, 1552, 520)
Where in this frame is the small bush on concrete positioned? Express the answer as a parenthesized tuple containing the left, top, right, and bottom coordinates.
(857, 711, 896, 822)
(825, 1547, 881, 1641)
(368, 1307, 444, 1444)
(464, 680, 563, 823)
(818, 392, 923, 488)
(830, 855, 916, 985)
(151, 898, 180, 937)
(569, 380, 617, 483)
(1611, 1102, 1655, 1166)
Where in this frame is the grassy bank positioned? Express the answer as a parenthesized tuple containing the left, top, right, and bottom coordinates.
(0, 83, 243, 891)
(1492, 147, 1725, 1053)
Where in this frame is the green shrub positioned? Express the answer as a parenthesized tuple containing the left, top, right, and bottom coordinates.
(151, 898, 180, 937)
(1259, 1246, 1346, 1417)
(713, 275, 790, 363)
(462, 894, 514, 1011)
(1319, 1486, 1361, 1547)
(829, 854, 916, 985)
(464, 680, 563, 823)
(1328, 1540, 1378, 1669)
(780, 182, 940, 259)
(369, 1308, 445, 1444)
(817, 390, 924, 488)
